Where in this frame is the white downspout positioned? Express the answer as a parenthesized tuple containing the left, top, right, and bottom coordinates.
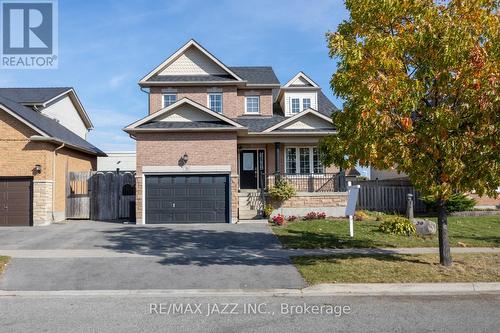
(52, 143, 65, 222)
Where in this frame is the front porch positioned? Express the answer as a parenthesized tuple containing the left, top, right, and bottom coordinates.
(236, 142, 348, 220)
(237, 142, 345, 192)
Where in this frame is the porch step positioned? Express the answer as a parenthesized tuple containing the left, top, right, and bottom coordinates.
(239, 211, 261, 220)
(238, 191, 265, 220)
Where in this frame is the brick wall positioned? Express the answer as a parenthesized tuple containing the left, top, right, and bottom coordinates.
(149, 86, 273, 118)
(1, 109, 97, 224)
(0, 110, 53, 180)
(135, 131, 238, 222)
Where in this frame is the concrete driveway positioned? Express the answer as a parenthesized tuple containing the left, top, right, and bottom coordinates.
(0, 221, 305, 291)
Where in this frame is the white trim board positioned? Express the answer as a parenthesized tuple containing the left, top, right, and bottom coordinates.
(263, 109, 333, 133)
(123, 98, 244, 131)
(142, 165, 231, 173)
(0, 104, 50, 137)
(283, 72, 320, 88)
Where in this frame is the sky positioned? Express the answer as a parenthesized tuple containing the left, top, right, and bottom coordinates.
(1, 0, 349, 152)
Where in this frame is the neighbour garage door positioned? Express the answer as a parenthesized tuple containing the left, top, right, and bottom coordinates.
(0, 178, 32, 226)
(145, 174, 229, 224)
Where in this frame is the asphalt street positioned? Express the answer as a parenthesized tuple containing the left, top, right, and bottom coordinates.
(0, 294, 498, 333)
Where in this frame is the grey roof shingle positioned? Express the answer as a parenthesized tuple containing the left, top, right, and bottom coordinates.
(147, 74, 237, 82)
(228, 67, 280, 85)
(231, 116, 287, 132)
(0, 95, 105, 156)
(138, 121, 237, 129)
(0, 87, 71, 104)
(146, 67, 280, 85)
(317, 91, 339, 116)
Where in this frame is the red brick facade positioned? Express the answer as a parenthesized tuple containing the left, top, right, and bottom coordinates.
(149, 86, 273, 118)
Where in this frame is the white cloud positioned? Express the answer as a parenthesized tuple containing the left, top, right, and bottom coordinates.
(108, 73, 129, 89)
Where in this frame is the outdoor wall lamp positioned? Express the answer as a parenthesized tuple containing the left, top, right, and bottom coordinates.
(34, 164, 42, 174)
(182, 153, 189, 163)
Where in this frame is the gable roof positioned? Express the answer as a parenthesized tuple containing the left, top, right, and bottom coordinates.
(0, 96, 105, 156)
(283, 72, 320, 88)
(0, 87, 93, 129)
(262, 108, 335, 133)
(124, 97, 245, 132)
(139, 39, 244, 85)
(0, 87, 70, 104)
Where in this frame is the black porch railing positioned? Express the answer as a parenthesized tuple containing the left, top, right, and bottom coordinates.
(260, 172, 346, 193)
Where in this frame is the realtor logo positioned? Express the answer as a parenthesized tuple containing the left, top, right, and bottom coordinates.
(1, 0, 58, 68)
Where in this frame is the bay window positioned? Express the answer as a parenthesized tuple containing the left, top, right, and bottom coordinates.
(285, 147, 324, 174)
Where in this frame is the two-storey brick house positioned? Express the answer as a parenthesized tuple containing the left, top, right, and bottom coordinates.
(124, 40, 347, 224)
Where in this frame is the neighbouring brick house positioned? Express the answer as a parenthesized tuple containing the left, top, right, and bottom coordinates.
(124, 39, 347, 224)
(0, 88, 105, 226)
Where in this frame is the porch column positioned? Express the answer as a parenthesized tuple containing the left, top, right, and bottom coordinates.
(274, 142, 280, 176)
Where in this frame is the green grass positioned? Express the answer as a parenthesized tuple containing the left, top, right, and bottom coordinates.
(0, 256, 10, 276)
(272, 216, 500, 249)
(292, 253, 500, 284)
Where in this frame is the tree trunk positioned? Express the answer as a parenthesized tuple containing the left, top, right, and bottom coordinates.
(437, 199, 452, 266)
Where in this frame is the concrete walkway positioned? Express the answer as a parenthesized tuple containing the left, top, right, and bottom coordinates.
(1, 247, 498, 259)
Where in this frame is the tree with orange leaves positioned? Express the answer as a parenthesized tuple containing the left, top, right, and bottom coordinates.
(321, 0, 499, 266)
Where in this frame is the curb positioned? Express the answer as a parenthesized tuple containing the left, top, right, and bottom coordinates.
(301, 282, 500, 296)
(1, 283, 499, 298)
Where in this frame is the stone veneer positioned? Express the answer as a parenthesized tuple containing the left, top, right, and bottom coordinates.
(268, 192, 348, 217)
(33, 180, 53, 226)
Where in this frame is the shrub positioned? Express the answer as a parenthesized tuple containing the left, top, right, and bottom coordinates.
(303, 211, 327, 220)
(378, 216, 416, 236)
(287, 215, 298, 222)
(263, 204, 274, 217)
(268, 179, 296, 202)
(272, 214, 286, 226)
(354, 211, 369, 221)
(422, 193, 476, 213)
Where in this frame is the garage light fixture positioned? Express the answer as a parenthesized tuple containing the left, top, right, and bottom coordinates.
(182, 153, 189, 163)
(34, 164, 42, 174)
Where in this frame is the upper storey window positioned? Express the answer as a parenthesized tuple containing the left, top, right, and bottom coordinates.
(285, 93, 317, 116)
(303, 98, 311, 110)
(208, 93, 223, 113)
(245, 96, 260, 114)
(291, 98, 300, 114)
(163, 94, 177, 107)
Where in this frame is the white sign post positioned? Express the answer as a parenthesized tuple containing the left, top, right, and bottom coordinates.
(345, 181, 360, 237)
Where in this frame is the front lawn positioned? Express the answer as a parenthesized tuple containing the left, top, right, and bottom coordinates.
(292, 253, 500, 284)
(0, 256, 10, 276)
(272, 216, 500, 248)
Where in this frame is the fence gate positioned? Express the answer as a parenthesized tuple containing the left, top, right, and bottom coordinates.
(90, 171, 136, 221)
(66, 171, 92, 219)
(66, 171, 136, 221)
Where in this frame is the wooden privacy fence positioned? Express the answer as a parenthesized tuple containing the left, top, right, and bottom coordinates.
(351, 179, 427, 213)
(66, 171, 136, 221)
(66, 171, 92, 219)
